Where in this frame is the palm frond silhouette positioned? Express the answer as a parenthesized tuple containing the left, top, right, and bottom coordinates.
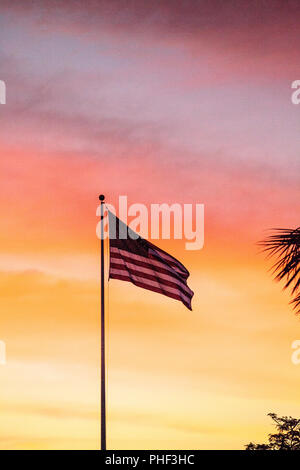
(259, 227, 300, 314)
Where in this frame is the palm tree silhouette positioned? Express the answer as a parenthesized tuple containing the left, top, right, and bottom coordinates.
(259, 227, 300, 314)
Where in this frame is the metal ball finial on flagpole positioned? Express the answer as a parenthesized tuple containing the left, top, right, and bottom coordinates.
(99, 194, 106, 450)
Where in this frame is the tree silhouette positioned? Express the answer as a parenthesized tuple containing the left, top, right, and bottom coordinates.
(259, 227, 300, 314)
(245, 413, 300, 450)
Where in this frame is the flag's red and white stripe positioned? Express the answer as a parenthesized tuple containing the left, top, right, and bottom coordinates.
(108, 212, 194, 310)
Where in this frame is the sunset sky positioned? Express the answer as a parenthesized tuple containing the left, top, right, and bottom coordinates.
(0, 0, 300, 449)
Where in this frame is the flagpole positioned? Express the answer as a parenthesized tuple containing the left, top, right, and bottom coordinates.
(99, 194, 106, 451)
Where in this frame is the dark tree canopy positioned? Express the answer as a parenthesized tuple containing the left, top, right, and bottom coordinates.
(245, 413, 300, 450)
(259, 227, 300, 314)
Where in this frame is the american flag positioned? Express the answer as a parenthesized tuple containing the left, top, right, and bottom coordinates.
(108, 211, 194, 310)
